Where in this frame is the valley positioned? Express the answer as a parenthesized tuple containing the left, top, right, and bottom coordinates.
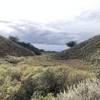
(0, 35, 100, 100)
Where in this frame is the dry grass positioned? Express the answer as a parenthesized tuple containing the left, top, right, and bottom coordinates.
(0, 54, 98, 100)
(31, 79, 100, 100)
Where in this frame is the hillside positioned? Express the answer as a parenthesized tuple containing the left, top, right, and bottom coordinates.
(0, 36, 99, 100)
(15, 42, 41, 55)
(0, 36, 35, 57)
(54, 35, 100, 60)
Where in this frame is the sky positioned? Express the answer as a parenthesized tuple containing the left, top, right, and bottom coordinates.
(0, 0, 100, 51)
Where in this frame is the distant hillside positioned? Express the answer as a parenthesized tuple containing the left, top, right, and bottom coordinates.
(0, 36, 35, 57)
(9, 36, 42, 55)
(54, 35, 100, 60)
(15, 42, 41, 55)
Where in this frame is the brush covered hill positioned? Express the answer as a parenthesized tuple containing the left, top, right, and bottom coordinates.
(54, 35, 100, 60)
(0, 36, 35, 57)
(15, 42, 41, 55)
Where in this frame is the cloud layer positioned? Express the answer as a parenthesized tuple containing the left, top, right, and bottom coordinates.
(0, 8, 100, 51)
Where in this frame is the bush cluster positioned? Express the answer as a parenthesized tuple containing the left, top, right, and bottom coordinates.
(0, 56, 98, 100)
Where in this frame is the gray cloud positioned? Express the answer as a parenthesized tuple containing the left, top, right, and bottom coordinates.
(46, 8, 100, 42)
(0, 8, 100, 49)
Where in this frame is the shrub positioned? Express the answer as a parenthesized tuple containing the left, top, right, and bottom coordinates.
(0, 76, 21, 100)
(56, 79, 100, 100)
(66, 41, 77, 48)
(67, 69, 95, 86)
(5, 55, 24, 64)
(31, 79, 100, 100)
(31, 93, 55, 100)
(30, 67, 95, 97)
(0, 56, 97, 100)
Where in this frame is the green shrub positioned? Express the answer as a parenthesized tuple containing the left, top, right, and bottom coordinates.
(30, 67, 94, 96)
(31, 79, 100, 100)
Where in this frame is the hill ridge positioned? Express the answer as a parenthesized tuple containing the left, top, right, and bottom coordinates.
(0, 35, 35, 57)
(54, 35, 100, 60)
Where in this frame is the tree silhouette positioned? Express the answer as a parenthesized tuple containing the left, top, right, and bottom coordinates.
(9, 36, 19, 43)
(66, 41, 77, 48)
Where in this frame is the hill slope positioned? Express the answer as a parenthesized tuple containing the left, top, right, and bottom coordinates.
(15, 42, 41, 55)
(54, 35, 100, 60)
(0, 36, 35, 57)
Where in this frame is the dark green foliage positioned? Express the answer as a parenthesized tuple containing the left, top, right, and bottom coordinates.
(40, 49, 45, 53)
(66, 41, 77, 48)
(11, 77, 37, 100)
(17, 42, 41, 55)
(9, 36, 19, 43)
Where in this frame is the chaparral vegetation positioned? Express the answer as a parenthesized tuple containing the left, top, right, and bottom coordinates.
(0, 35, 100, 100)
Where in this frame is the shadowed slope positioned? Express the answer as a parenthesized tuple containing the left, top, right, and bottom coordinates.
(0, 36, 35, 57)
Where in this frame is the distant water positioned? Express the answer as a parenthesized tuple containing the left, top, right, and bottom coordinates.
(32, 43, 67, 51)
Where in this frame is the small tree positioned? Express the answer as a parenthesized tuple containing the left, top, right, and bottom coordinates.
(9, 36, 19, 43)
(66, 41, 77, 48)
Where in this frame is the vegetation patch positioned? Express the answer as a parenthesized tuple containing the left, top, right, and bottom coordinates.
(0, 55, 98, 100)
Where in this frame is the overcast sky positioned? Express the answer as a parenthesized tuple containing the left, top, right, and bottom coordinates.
(0, 0, 100, 51)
